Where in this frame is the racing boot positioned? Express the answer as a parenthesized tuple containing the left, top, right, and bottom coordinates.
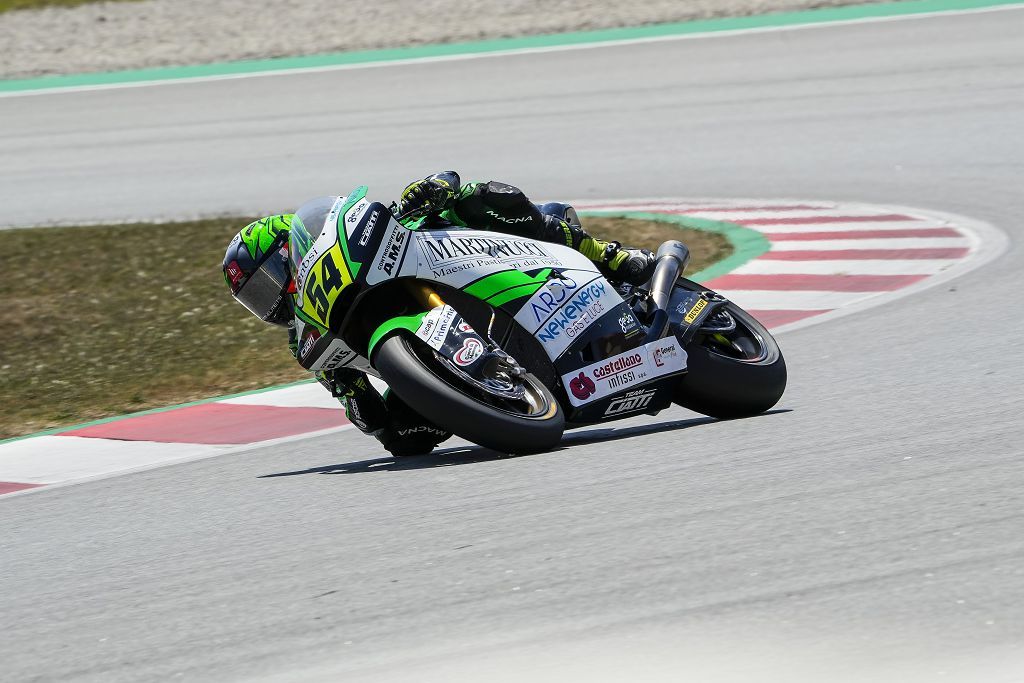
(378, 391, 451, 457)
(317, 368, 388, 435)
(317, 368, 451, 457)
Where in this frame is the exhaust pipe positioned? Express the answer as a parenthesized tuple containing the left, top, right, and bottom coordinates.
(643, 241, 690, 342)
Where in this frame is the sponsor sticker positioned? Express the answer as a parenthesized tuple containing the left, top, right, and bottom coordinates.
(226, 260, 245, 288)
(618, 311, 640, 336)
(561, 339, 687, 407)
(346, 199, 368, 224)
(683, 298, 708, 324)
(415, 306, 458, 351)
(419, 230, 565, 274)
(515, 272, 624, 359)
(345, 397, 369, 430)
(344, 198, 370, 237)
(603, 389, 657, 416)
(651, 339, 681, 368)
(357, 209, 380, 247)
(398, 426, 447, 437)
(485, 210, 532, 225)
(525, 274, 581, 326)
(299, 328, 321, 358)
(309, 338, 357, 371)
(568, 372, 597, 401)
(367, 218, 410, 285)
(453, 337, 485, 366)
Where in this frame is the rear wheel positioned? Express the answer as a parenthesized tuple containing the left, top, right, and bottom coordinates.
(374, 334, 565, 454)
(673, 281, 787, 419)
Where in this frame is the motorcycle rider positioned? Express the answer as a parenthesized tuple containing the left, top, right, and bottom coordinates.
(223, 171, 656, 457)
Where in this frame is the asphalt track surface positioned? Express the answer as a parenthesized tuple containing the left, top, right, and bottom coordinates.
(3, 9, 1024, 682)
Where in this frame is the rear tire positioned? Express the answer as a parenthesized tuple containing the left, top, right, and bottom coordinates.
(374, 334, 565, 454)
(673, 291, 787, 419)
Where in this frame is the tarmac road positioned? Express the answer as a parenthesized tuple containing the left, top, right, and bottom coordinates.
(2, 8, 1024, 682)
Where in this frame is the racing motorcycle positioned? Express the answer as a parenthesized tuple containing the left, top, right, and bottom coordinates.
(289, 187, 786, 454)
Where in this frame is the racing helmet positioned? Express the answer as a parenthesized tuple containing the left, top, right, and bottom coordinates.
(222, 214, 294, 326)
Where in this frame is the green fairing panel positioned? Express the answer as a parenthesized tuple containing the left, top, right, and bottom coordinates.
(367, 312, 428, 359)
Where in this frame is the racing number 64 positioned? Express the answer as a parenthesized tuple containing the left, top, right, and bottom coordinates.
(304, 252, 345, 320)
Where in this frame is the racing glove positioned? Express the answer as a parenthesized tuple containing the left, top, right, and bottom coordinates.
(397, 172, 459, 218)
(600, 241, 657, 286)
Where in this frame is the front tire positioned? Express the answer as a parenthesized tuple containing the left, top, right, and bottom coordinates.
(673, 289, 787, 419)
(374, 334, 565, 454)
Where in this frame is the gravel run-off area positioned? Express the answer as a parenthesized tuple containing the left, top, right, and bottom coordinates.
(2, 0, 877, 79)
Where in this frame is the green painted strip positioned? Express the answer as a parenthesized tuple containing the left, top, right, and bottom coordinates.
(0, 378, 317, 446)
(464, 269, 550, 300)
(487, 282, 545, 308)
(2, 0, 1018, 93)
(579, 210, 770, 282)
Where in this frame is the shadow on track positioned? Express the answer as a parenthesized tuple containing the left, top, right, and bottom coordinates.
(258, 410, 789, 478)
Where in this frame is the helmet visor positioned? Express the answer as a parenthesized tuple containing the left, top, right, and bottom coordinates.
(234, 243, 290, 322)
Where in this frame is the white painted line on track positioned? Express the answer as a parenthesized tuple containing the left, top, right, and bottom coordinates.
(575, 197, 841, 211)
(733, 258, 961, 275)
(0, 424, 358, 498)
(715, 289, 878, 310)
(676, 210, 918, 222)
(220, 383, 344, 409)
(711, 221, 948, 233)
(768, 237, 971, 250)
(0, 436, 228, 484)
(3, 4, 1023, 99)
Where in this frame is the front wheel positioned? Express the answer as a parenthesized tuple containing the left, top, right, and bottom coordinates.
(673, 282, 787, 419)
(374, 334, 565, 454)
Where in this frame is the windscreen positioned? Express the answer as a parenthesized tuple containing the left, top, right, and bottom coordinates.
(289, 195, 342, 275)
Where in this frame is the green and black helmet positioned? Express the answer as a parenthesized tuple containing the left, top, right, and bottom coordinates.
(223, 214, 295, 327)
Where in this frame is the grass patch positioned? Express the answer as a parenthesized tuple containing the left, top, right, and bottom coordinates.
(0, 215, 730, 439)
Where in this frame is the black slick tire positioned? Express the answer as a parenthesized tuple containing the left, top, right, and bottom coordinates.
(374, 334, 565, 454)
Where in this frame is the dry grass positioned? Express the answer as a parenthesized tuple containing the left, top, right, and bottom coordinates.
(0, 215, 729, 439)
(586, 215, 732, 269)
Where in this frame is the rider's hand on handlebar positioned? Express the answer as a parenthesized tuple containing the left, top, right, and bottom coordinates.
(397, 177, 456, 218)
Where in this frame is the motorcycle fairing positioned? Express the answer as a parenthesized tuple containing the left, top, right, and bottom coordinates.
(560, 337, 687, 408)
(566, 380, 677, 425)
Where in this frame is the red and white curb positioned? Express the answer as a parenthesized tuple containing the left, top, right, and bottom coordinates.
(580, 198, 1005, 332)
(0, 384, 359, 496)
(0, 199, 1005, 497)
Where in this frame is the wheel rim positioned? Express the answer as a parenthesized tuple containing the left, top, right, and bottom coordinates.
(405, 338, 555, 419)
(699, 308, 775, 364)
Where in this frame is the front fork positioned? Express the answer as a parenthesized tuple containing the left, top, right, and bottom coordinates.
(407, 280, 446, 310)
(405, 280, 525, 382)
